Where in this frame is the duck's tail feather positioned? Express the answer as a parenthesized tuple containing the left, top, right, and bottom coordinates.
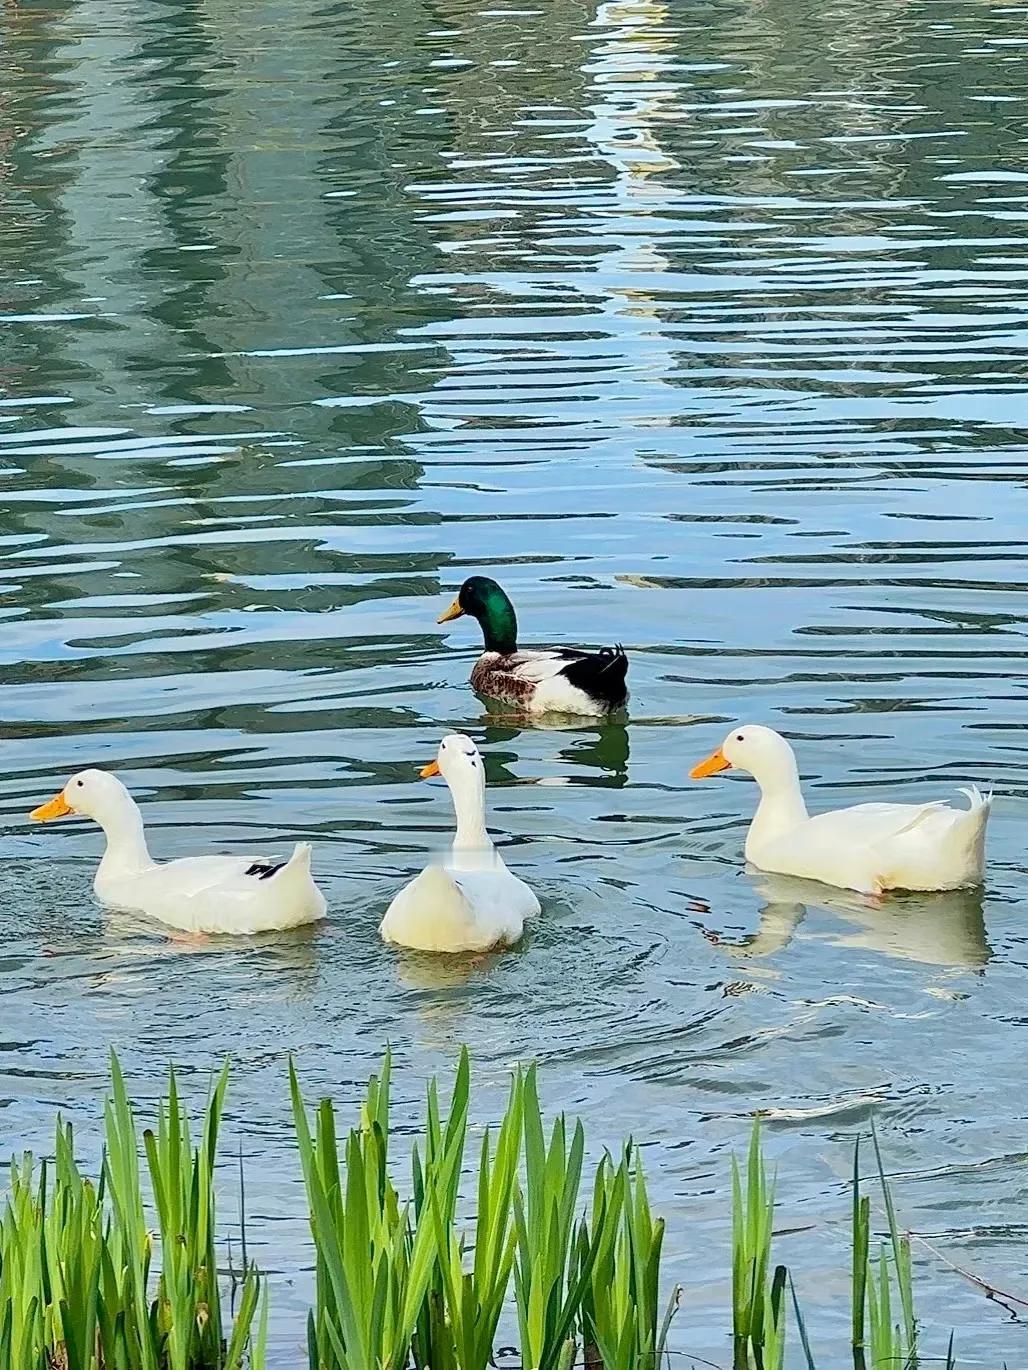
(957, 785, 992, 814)
(274, 842, 327, 919)
(280, 841, 315, 881)
(561, 643, 629, 708)
(246, 841, 314, 883)
(946, 787, 992, 886)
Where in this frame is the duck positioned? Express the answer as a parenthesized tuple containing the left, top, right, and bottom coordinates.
(690, 725, 991, 895)
(380, 733, 540, 952)
(30, 769, 327, 935)
(437, 576, 628, 716)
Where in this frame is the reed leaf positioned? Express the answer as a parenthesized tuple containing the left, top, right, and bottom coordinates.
(731, 1118, 785, 1370)
(871, 1121, 917, 1365)
(513, 1066, 594, 1370)
(432, 1065, 522, 1370)
(290, 1052, 457, 1370)
(580, 1144, 679, 1370)
(0, 1055, 261, 1370)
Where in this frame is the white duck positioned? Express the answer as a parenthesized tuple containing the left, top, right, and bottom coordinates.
(690, 725, 991, 895)
(31, 769, 327, 935)
(380, 734, 540, 953)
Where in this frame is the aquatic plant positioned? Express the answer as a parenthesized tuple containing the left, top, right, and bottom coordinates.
(0, 1121, 102, 1369)
(0, 1049, 947, 1370)
(851, 1129, 919, 1370)
(422, 1060, 521, 1370)
(291, 1053, 679, 1370)
(0, 1053, 264, 1370)
(289, 1051, 450, 1370)
(512, 1067, 596, 1370)
(731, 1119, 786, 1370)
(734, 1117, 926, 1370)
(578, 1143, 680, 1370)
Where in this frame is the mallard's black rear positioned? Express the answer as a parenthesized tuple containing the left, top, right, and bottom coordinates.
(559, 644, 628, 711)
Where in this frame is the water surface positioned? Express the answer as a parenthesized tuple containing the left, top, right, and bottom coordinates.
(2, 0, 1028, 1362)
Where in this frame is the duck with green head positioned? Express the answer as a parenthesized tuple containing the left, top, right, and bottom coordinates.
(437, 575, 628, 715)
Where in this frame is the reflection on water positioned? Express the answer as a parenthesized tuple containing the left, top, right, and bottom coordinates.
(715, 870, 992, 971)
(2, 0, 1028, 1360)
(482, 719, 631, 788)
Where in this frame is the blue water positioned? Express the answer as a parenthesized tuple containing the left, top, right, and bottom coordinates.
(2, 0, 1028, 1361)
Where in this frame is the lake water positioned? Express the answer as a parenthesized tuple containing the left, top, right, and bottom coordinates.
(2, 0, 1028, 1362)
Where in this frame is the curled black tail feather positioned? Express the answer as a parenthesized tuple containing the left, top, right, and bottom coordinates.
(596, 643, 626, 674)
(560, 643, 629, 710)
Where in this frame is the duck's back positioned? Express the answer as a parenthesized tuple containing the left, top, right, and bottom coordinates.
(751, 793, 990, 894)
(96, 846, 326, 933)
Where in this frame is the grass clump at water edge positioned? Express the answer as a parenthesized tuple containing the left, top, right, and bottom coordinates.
(0, 1052, 265, 1370)
(731, 1116, 937, 1370)
(0, 1049, 956, 1370)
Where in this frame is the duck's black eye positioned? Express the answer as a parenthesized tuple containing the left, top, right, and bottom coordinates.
(736, 734, 744, 742)
(76, 779, 84, 787)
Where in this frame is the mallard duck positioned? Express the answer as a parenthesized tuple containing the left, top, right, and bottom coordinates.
(380, 734, 540, 953)
(31, 770, 327, 935)
(690, 725, 991, 895)
(437, 576, 628, 716)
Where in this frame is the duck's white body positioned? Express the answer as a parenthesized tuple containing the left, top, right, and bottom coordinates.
(380, 735, 540, 953)
(95, 846, 326, 935)
(32, 770, 327, 935)
(746, 790, 991, 895)
(692, 726, 991, 895)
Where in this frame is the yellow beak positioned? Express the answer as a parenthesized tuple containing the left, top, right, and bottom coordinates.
(690, 749, 732, 780)
(31, 792, 75, 822)
(437, 598, 465, 624)
(419, 760, 442, 779)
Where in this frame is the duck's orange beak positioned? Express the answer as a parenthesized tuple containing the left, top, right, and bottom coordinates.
(690, 749, 732, 780)
(437, 598, 464, 624)
(419, 760, 442, 779)
(31, 792, 74, 822)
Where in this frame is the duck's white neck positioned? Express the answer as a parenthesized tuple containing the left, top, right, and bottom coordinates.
(93, 793, 155, 880)
(744, 752, 809, 859)
(446, 772, 491, 855)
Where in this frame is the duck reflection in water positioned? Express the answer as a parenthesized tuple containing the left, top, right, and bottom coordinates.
(707, 872, 991, 971)
(386, 946, 513, 1041)
(481, 707, 630, 790)
(115, 913, 324, 966)
(389, 946, 505, 991)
